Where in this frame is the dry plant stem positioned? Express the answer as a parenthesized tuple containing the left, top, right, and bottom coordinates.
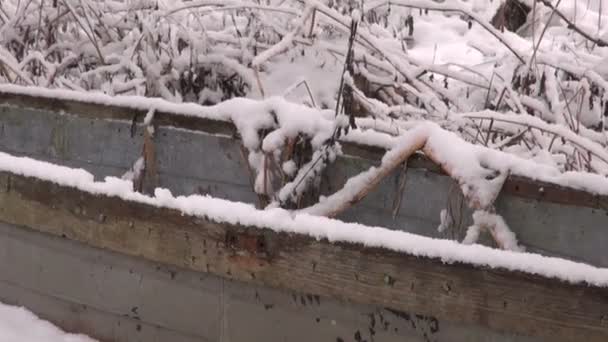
(80, 0, 102, 40)
(0, 4, 9, 23)
(301, 80, 317, 108)
(484, 119, 495, 146)
(263, 153, 269, 195)
(61, 0, 105, 63)
(532, 0, 537, 43)
(298, 127, 506, 218)
(464, 115, 608, 168)
(334, 17, 358, 117)
(391, 162, 408, 219)
(0, 58, 33, 85)
(599, 1, 603, 45)
(165, 3, 299, 17)
(13, 0, 35, 29)
(34, 0, 43, 50)
(254, 68, 266, 98)
(575, 87, 584, 134)
(310, 2, 455, 111)
(0, 62, 14, 83)
(308, 8, 316, 37)
(283, 79, 317, 108)
(479, 222, 504, 249)
(471, 119, 487, 145)
(282, 137, 297, 162)
(312, 133, 427, 218)
(528, 0, 562, 71)
(439, 63, 493, 87)
(534, 0, 608, 47)
(251, 5, 314, 67)
(557, 81, 578, 130)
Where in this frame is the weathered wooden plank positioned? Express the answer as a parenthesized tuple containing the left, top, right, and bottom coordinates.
(0, 93, 237, 137)
(503, 175, 608, 211)
(4, 102, 608, 268)
(2, 91, 607, 209)
(0, 171, 606, 341)
(0, 220, 538, 342)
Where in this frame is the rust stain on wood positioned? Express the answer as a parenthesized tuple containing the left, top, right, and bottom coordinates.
(140, 127, 158, 195)
(0, 171, 607, 341)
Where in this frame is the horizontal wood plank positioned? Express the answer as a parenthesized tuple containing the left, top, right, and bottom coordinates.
(1, 91, 607, 210)
(0, 171, 606, 341)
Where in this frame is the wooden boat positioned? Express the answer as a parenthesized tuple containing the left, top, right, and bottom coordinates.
(0, 86, 607, 342)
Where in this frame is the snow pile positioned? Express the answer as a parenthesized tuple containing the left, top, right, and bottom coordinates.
(463, 210, 524, 252)
(0, 302, 96, 342)
(121, 156, 145, 182)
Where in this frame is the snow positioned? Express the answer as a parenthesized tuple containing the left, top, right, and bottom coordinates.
(462, 224, 481, 246)
(2, 149, 608, 287)
(464, 210, 524, 252)
(276, 145, 340, 204)
(437, 209, 451, 233)
(0, 302, 96, 342)
(121, 156, 145, 182)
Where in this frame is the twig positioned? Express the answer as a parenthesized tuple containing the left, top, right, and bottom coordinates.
(61, 0, 105, 63)
(536, 0, 608, 47)
(334, 16, 358, 118)
(283, 78, 317, 107)
(463, 113, 608, 169)
(529, 0, 563, 70)
(391, 161, 408, 219)
(254, 68, 265, 98)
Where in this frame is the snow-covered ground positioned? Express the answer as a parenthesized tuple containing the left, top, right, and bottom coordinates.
(0, 302, 96, 342)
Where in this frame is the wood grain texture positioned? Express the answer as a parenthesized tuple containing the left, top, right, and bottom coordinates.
(0, 171, 606, 341)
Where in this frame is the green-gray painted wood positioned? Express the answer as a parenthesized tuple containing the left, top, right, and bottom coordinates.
(1, 104, 607, 268)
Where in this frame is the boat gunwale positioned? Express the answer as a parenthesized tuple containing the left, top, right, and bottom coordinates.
(0, 170, 607, 342)
(1, 91, 607, 211)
